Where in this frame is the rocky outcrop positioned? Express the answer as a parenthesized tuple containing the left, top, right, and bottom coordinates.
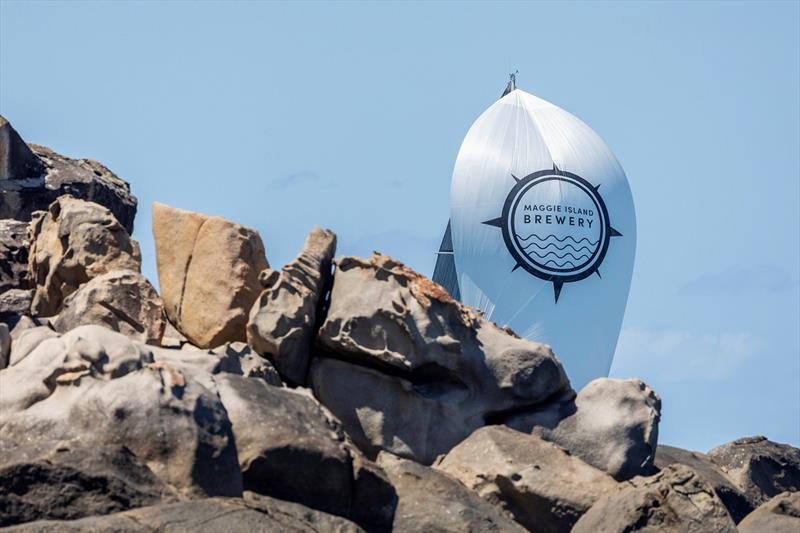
(4, 492, 364, 532)
(53, 270, 166, 345)
(311, 253, 570, 464)
(247, 226, 336, 384)
(506, 378, 661, 481)
(5, 325, 58, 367)
(0, 116, 137, 234)
(436, 425, 617, 533)
(210, 342, 283, 385)
(656, 444, 755, 522)
(377, 452, 525, 532)
(28, 196, 141, 316)
(708, 435, 800, 506)
(0, 289, 33, 327)
(152, 202, 268, 348)
(0, 219, 31, 294)
(0, 326, 243, 502)
(738, 491, 800, 533)
(572, 464, 737, 533)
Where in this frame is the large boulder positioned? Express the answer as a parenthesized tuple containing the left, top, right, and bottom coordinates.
(0, 219, 31, 294)
(656, 444, 755, 522)
(0, 326, 243, 502)
(738, 491, 800, 533)
(5, 325, 59, 367)
(53, 270, 166, 345)
(377, 452, 525, 533)
(572, 464, 737, 533)
(247, 226, 336, 384)
(708, 436, 800, 506)
(214, 373, 353, 517)
(435, 425, 617, 533)
(4, 492, 364, 532)
(0, 116, 137, 234)
(311, 253, 570, 464)
(506, 378, 661, 481)
(151, 202, 268, 348)
(28, 196, 141, 316)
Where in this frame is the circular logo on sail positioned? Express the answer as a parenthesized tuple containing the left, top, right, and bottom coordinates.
(482, 167, 622, 302)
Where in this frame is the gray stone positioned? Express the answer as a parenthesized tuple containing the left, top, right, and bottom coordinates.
(656, 444, 755, 522)
(211, 342, 282, 386)
(53, 270, 165, 345)
(28, 196, 141, 316)
(436, 425, 617, 533)
(572, 464, 737, 533)
(0, 288, 33, 327)
(247, 226, 336, 384)
(4, 492, 364, 532)
(708, 435, 800, 506)
(0, 442, 174, 527)
(377, 452, 525, 533)
(0, 325, 243, 499)
(506, 378, 661, 481)
(350, 453, 397, 533)
(159, 320, 187, 349)
(214, 373, 352, 517)
(0, 116, 137, 234)
(7, 325, 58, 367)
(0, 322, 8, 369)
(311, 253, 569, 464)
(152, 202, 268, 348)
(738, 491, 800, 533)
(0, 219, 31, 294)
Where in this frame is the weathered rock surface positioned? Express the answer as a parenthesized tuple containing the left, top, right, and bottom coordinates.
(738, 491, 800, 533)
(28, 196, 141, 316)
(506, 378, 661, 481)
(5, 325, 58, 367)
(152, 202, 268, 348)
(211, 341, 283, 386)
(0, 288, 33, 326)
(377, 452, 525, 533)
(0, 442, 174, 527)
(350, 453, 398, 532)
(572, 464, 737, 533)
(4, 492, 364, 532)
(0, 116, 137, 234)
(311, 253, 569, 464)
(708, 435, 800, 506)
(247, 226, 336, 384)
(656, 444, 755, 522)
(215, 373, 353, 517)
(0, 325, 243, 501)
(436, 425, 617, 533)
(0, 219, 31, 294)
(0, 322, 9, 369)
(53, 270, 165, 345)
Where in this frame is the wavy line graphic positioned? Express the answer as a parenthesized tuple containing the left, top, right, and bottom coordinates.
(521, 241, 594, 253)
(530, 250, 590, 261)
(515, 233, 599, 246)
(544, 259, 576, 268)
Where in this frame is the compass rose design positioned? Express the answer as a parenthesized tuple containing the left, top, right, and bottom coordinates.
(482, 166, 622, 303)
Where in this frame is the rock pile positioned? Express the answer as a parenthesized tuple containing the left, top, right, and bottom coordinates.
(1, 116, 798, 531)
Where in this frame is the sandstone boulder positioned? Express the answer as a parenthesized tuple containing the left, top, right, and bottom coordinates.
(0, 325, 243, 499)
(436, 425, 617, 533)
(0, 219, 31, 294)
(738, 491, 800, 533)
(53, 270, 165, 345)
(656, 444, 754, 522)
(506, 378, 661, 481)
(0, 116, 137, 233)
(708, 436, 800, 506)
(311, 253, 570, 464)
(377, 452, 525, 533)
(152, 202, 268, 348)
(247, 226, 336, 384)
(28, 196, 141, 316)
(572, 464, 737, 533)
(4, 492, 364, 532)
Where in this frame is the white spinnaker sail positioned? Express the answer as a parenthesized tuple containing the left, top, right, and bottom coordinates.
(449, 89, 636, 390)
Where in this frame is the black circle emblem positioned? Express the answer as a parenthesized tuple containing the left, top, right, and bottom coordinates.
(484, 167, 621, 301)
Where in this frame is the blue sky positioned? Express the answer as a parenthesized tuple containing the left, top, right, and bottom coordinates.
(2, 1, 798, 451)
